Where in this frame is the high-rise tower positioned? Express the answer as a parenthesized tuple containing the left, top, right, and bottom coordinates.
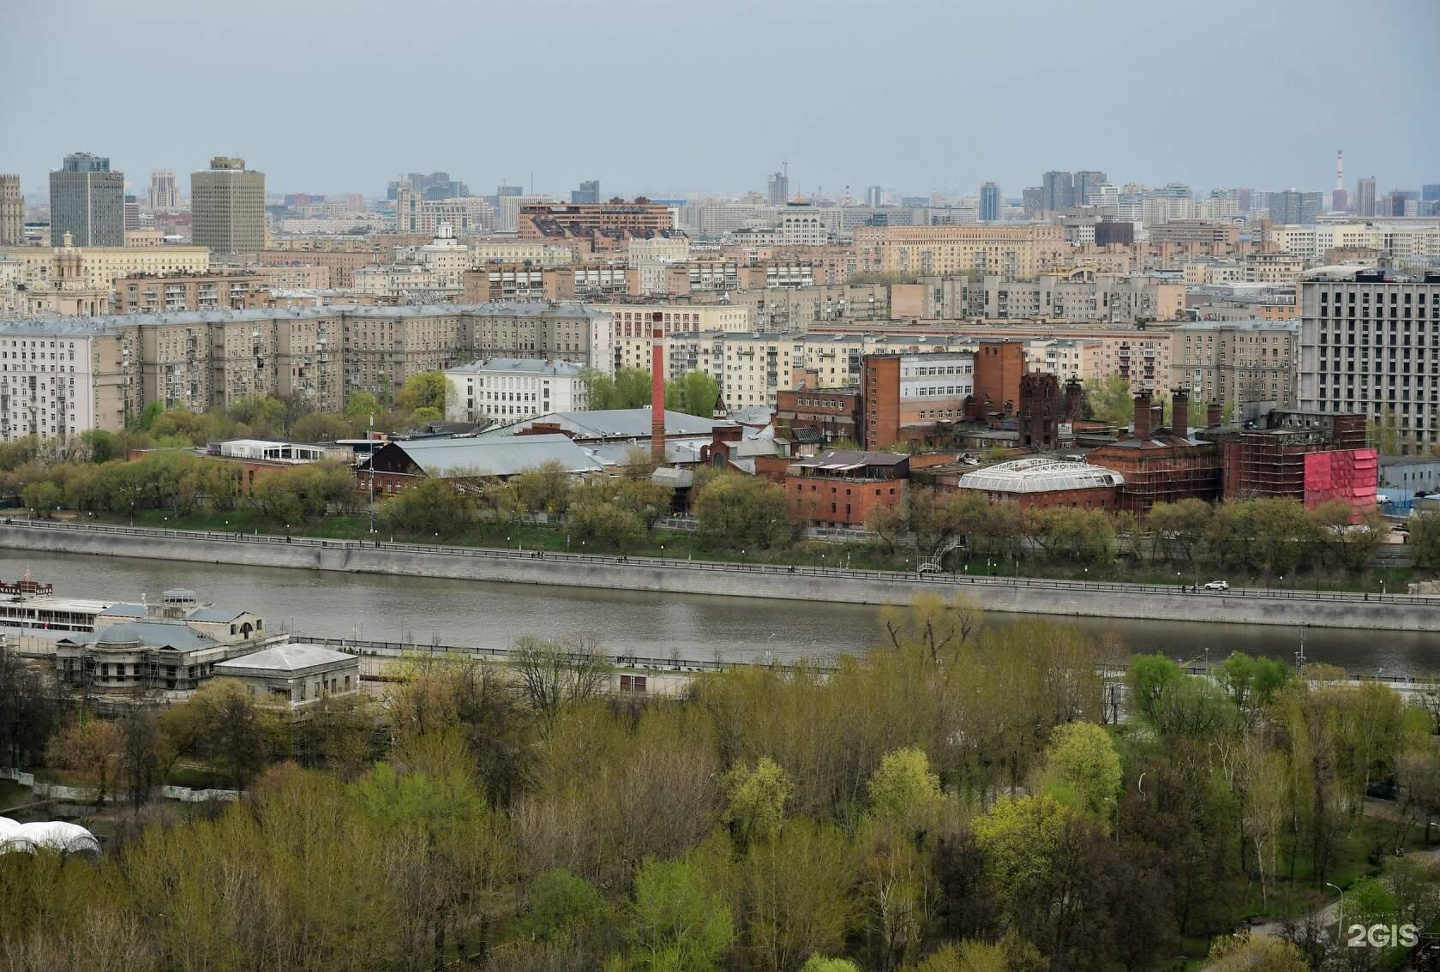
(1331, 150, 1348, 212)
(191, 156, 266, 255)
(0, 175, 22, 245)
(49, 153, 125, 247)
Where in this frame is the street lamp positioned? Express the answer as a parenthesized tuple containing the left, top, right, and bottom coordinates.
(1325, 882, 1344, 944)
(566, 534, 570, 554)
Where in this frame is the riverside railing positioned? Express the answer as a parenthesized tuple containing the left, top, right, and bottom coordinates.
(5, 518, 1438, 608)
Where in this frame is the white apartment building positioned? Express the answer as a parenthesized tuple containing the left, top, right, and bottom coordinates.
(352, 264, 451, 299)
(1298, 269, 1440, 449)
(0, 321, 124, 442)
(444, 358, 589, 424)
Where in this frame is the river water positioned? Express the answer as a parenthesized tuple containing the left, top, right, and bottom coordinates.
(5, 549, 1437, 676)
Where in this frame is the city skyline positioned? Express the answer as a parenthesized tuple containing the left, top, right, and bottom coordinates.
(2, 0, 1436, 200)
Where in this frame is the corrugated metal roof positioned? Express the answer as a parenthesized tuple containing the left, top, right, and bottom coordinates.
(397, 433, 605, 478)
(489, 409, 734, 440)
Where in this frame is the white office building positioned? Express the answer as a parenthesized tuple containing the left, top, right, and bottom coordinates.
(445, 358, 589, 424)
(1298, 268, 1440, 451)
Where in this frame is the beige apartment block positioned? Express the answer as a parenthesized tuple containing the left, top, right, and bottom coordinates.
(981, 272, 1184, 323)
(254, 249, 378, 289)
(854, 225, 1068, 280)
(1, 241, 210, 291)
(1174, 319, 1298, 414)
(115, 271, 271, 314)
(471, 240, 575, 267)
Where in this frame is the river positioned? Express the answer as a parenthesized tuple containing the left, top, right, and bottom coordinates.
(5, 549, 1438, 676)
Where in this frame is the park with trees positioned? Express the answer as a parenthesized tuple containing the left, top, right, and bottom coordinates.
(4, 596, 1440, 968)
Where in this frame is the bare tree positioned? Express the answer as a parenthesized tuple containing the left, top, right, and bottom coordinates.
(512, 633, 611, 735)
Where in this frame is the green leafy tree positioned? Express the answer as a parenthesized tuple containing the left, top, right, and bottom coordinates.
(1037, 722, 1121, 821)
(666, 371, 721, 418)
(1127, 653, 1185, 725)
(800, 958, 860, 972)
(290, 413, 354, 443)
(867, 746, 944, 834)
(1147, 498, 1213, 564)
(21, 480, 63, 517)
(382, 477, 473, 537)
(344, 390, 382, 425)
(396, 371, 454, 419)
(510, 460, 573, 515)
(568, 501, 645, 551)
(1408, 510, 1440, 569)
(1216, 651, 1291, 711)
(693, 472, 796, 550)
(722, 756, 793, 849)
(587, 367, 653, 410)
(1084, 374, 1134, 427)
(970, 794, 1072, 929)
(628, 857, 735, 972)
(513, 868, 608, 945)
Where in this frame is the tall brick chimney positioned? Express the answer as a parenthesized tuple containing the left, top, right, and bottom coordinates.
(650, 312, 666, 462)
(1207, 401, 1222, 427)
(1171, 389, 1190, 437)
(1150, 403, 1164, 434)
(1133, 390, 1153, 439)
(1063, 377, 1084, 421)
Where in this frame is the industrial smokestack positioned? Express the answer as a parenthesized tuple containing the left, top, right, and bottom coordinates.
(651, 312, 666, 463)
(1133, 390, 1152, 439)
(1171, 389, 1189, 438)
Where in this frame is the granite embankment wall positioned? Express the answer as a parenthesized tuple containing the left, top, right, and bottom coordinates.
(3, 522, 1438, 632)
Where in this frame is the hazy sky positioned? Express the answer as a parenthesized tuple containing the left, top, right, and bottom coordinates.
(3, 0, 1436, 201)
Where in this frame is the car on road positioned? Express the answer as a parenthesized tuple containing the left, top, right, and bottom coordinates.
(1202, 580, 1230, 591)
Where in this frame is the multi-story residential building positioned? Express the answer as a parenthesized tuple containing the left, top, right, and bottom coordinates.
(1298, 267, 1440, 451)
(1243, 252, 1304, 283)
(444, 358, 589, 423)
(394, 185, 496, 236)
(1173, 319, 1299, 416)
(981, 272, 1185, 323)
(0, 176, 22, 246)
(1026, 338, 1106, 384)
(853, 224, 1068, 280)
(191, 157, 266, 256)
(49, 153, 125, 248)
(0, 319, 128, 441)
(628, 236, 690, 295)
(352, 264, 453, 300)
(775, 387, 863, 446)
(254, 247, 384, 289)
(1042, 171, 1075, 212)
(597, 303, 751, 343)
(0, 304, 615, 435)
(114, 271, 270, 314)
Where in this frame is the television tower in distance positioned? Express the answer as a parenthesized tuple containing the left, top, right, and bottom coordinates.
(1332, 149, 1348, 212)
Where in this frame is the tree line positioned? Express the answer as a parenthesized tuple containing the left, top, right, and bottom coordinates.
(870, 486, 1414, 579)
(3, 598, 1440, 969)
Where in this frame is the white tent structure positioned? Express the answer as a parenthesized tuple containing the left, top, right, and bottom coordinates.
(0, 816, 100, 858)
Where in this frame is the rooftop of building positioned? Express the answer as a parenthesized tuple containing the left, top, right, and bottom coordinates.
(446, 357, 587, 377)
(0, 301, 612, 331)
(958, 457, 1125, 493)
(69, 621, 219, 652)
(792, 449, 909, 470)
(1173, 319, 1299, 332)
(214, 642, 356, 674)
(377, 433, 605, 478)
(487, 409, 734, 441)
